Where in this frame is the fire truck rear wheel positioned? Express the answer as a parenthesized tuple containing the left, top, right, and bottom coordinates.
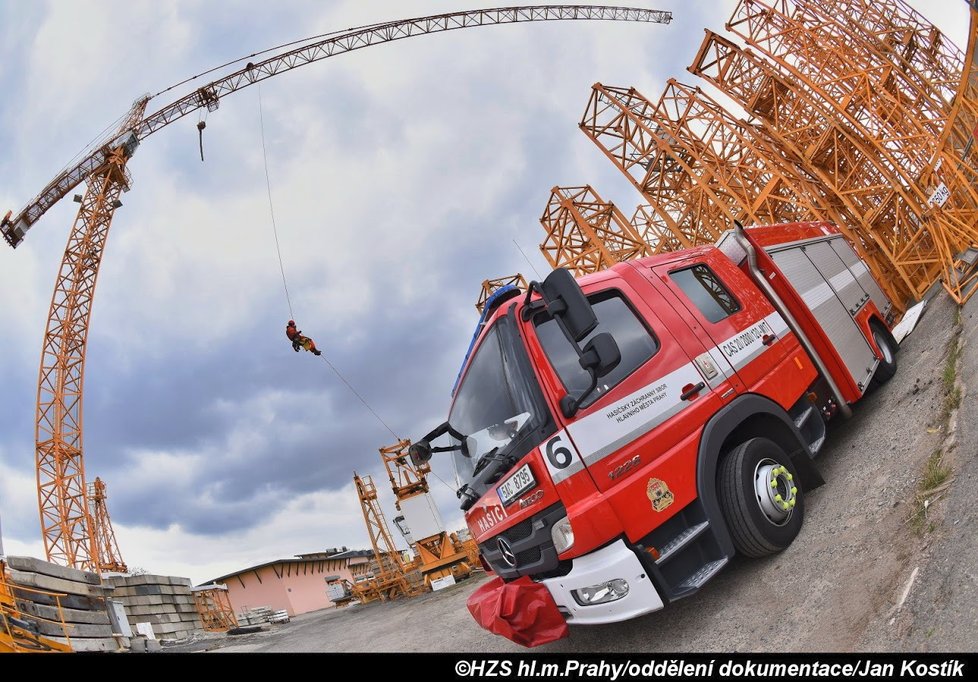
(718, 437, 805, 558)
(870, 324, 897, 385)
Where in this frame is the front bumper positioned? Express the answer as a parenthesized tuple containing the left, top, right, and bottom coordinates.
(539, 539, 663, 625)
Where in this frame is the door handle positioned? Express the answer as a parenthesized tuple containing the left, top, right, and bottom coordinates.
(762, 333, 776, 346)
(680, 382, 706, 401)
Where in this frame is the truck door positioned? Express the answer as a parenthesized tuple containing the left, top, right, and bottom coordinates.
(523, 274, 725, 540)
(649, 253, 793, 393)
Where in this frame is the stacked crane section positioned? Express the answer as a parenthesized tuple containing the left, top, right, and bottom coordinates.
(538, 185, 650, 276)
(546, 0, 977, 304)
(690, 31, 944, 302)
(86, 478, 127, 573)
(720, 0, 978, 299)
(476, 274, 527, 312)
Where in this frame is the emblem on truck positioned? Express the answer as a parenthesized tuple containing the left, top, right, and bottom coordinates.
(646, 478, 675, 512)
(497, 537, 517, 567)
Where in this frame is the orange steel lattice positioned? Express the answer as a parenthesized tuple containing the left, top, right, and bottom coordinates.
(539, 185, 651, 276)
(721, 0, 978, 302)
(192, 586, 238, 632)
(380, 440, 471, 588)
(35, 100, 145, 571)
(669, 0, 978, 304)
(689, 30, 947, 305)
(580, 79, 909, 307)
(86, 478, 127, 573)
(352, 472, 414, 601)
(476, 274, 527, 313)
(381, 439, 430, 499)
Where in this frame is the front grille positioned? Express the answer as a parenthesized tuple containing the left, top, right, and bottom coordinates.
(505, 519, 534, 542)
(478, 502, 566, 581)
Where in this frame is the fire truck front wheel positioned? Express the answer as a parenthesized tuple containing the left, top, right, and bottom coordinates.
(718, 437, 805, 558)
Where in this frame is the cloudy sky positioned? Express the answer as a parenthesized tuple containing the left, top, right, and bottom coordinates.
(0, 1, 968, 584)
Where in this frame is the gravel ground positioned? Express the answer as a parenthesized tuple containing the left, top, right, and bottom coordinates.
(169, 291, 976, 653)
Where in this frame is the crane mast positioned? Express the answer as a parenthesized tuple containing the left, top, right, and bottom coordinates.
(381, 440, 475, 589)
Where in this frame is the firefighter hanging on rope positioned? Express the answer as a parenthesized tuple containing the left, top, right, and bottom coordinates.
(285, 320, 322, 356)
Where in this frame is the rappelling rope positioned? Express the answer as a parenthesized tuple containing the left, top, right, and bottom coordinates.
(318, 354, 400, 441)
(257, 87, 457, 496)
(258, 84, 295, 322)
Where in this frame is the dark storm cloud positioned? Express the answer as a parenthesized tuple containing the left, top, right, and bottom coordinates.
(75, 216, 506, 536)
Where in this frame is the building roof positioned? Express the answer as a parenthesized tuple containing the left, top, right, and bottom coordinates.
(329, 549, 374, 560)
(200, 549, 371, 587)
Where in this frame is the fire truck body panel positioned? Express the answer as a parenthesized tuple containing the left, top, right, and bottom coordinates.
(434, 222, 897, 640)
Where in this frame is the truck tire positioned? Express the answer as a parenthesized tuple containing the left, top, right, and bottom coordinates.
(718, 437, 804, 558)
(870, 323, 898, 386)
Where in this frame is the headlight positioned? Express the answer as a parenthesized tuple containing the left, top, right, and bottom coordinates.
(573, 579, 630, 606)
(551, 515, 574, 554)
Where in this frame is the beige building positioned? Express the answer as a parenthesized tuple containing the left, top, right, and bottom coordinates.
(203, 548, 373, 617)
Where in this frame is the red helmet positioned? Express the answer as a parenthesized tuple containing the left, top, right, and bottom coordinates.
(288, 320, 295, 326)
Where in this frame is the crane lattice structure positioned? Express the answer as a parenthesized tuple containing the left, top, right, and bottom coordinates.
(352, 472, 416, 602)
(86, 478, 128, 573)
(380, 440, 473, 589)
(559, 0, 978, 306)
(539, 185, 651, 276)
(476, 274, 528, 312)
(0, 6, 671, 571)
(579, 79, 908, 307)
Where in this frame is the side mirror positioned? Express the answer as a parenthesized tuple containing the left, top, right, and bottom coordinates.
(580, 332, 621, 378)
(408, 440, 432, 466)
(541, 268, 597, 342)
(560, 332, 621, 418)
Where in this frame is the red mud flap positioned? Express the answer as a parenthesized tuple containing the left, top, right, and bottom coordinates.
(466, 576, 569, 647)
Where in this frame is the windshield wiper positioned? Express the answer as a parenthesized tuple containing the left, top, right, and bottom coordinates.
(471, 447, 501, 477)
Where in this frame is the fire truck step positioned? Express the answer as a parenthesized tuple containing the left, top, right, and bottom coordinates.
(792, 404, 827, 457)
(676, 558, 729, 592)
(655, 521, 710, 566)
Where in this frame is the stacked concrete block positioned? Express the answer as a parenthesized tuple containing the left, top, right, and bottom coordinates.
(6, 555, 125, 653)
(237, 606, 273, 625)
(103, 574, 203, 641)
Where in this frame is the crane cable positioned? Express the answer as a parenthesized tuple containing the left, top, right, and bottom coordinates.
(256, 86, 458, 496)
(257, 84, 295, 322)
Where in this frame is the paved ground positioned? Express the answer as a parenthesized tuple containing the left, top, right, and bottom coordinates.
(169, 291, 976, 653)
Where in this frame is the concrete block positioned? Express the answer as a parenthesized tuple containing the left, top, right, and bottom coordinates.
(34, 619, 114, 638)
(130, 636, 147, 653)
(13, 589, 104, 611)
(49, 636, 123, 653)
(8, 570, 114, 598)
(4, 556, 101, 585)
(106, 573, 193, 588)
(106, 599, 132, 638)
(116, 594, 193, 607)
(16, 600, 111, 625)
(145, 638, 162, 652)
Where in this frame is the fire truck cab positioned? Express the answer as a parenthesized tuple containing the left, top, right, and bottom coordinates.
(411, 222, 898, 644)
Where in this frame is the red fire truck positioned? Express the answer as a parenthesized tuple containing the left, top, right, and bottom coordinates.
(410, 222, 899, 646)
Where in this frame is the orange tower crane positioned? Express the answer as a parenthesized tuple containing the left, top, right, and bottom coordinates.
(352, 472, 414, 602)
(86, 478, 127, 574)
(0, 6, 672, 571)
(380, 440, 473, 589)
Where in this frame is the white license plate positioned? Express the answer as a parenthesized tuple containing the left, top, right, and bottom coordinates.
(497, 464, 536, 506)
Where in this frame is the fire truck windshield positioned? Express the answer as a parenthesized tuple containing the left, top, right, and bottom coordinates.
(448, 314, 550, 501)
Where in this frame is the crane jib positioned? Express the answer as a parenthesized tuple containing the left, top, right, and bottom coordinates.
(1, 5, 671, 249)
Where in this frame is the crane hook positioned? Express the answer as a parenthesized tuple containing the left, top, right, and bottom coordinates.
(197, 120, 206, 162)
